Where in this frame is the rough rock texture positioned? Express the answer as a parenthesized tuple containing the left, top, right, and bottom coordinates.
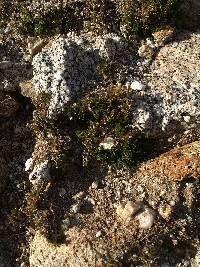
(135, 31, 200, 136)
(32, 32, 137, 117)
(29, 230, 107, 267)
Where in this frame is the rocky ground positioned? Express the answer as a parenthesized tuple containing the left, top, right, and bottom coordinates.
(0, 1, 200, 267)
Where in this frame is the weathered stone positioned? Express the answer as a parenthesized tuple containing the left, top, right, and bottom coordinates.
(138, 141, 200, 182)
(136, 207, 155, 229)
(29, 231, 108, 267)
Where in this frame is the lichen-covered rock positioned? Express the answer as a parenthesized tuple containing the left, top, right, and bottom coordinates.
(31, 31, 200, 138)
(135, 31, 200, 136)
(32, 33, 129, 118)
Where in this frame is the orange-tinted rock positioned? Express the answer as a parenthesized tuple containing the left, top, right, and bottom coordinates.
(139, 141, 200, 181)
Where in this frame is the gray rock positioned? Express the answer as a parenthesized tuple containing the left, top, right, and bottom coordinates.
(32, 33, 130, 118)
(134, 31, 200, 136)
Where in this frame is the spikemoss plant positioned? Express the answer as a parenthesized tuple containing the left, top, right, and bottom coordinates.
(35, 84, 159, 169)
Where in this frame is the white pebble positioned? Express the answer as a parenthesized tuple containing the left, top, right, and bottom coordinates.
(136, 207, 155, 229)
(183, 115, 190, 122)
(116, 201, 143, 222)
(99, 137, 115, 150)
(130, 80, 145, 91)
(96, 231, 102, 238)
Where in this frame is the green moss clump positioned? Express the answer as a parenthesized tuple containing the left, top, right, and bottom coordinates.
(37, 84, 158, 169)
(117, 0, 180, 38)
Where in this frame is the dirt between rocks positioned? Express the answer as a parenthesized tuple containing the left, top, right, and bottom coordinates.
(29, 140, 200, 267)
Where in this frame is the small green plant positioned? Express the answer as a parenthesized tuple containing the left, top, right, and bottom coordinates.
(84, 0, 117, 34)
(96, 61, 117, 81)
(34, 84, 158, 169)
(63, 84, 137, 166)
(118, 0, 180, 38)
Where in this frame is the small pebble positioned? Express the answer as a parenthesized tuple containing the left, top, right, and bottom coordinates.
(116, 201, 143, 222)
(130, 80, 145, 91)
(96, 231, 102, 238)
(136, 207, 155, 229)
(158, 203, 172, 219)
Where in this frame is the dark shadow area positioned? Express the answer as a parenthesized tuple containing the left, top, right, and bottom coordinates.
(0, 94, 35, 267)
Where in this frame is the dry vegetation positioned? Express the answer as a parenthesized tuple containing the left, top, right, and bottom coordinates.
(0, 0, 181, 38)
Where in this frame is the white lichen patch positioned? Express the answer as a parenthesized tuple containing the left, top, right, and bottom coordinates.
(25, 158, 33, 172)
(32, 33, 128, 118)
